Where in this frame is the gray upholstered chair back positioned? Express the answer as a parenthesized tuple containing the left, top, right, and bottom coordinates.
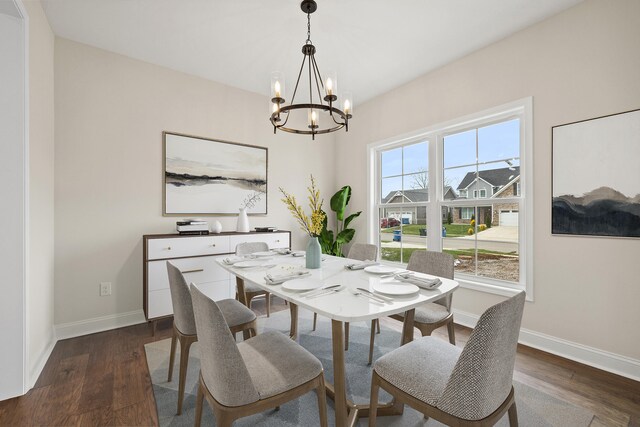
(407, 250, 454, 308)
(190, 284, 260, 407)
(236, 241, 269, 256)
(437, 291, 526, 420)
(347, 243, 378, 261)
(166, 262, 197, 336)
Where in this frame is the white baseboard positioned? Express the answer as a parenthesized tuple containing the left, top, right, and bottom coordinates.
(28, 328, 56, 388)
(54, 309, 147, 341)
(453, 309, 640, 382)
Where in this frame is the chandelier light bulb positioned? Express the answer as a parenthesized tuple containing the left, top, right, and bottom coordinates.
(326, 78, 333, 96)
(274, 81, 281, 98)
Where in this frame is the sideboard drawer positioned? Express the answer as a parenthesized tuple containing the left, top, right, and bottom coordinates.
(229, 232, 290, 253)
(147, 235, 230, 260)
(148, 289, 173, 319)
(147, 255, 229, 292)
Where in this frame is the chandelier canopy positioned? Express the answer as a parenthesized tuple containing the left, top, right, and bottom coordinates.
(269, 0, 352, 140)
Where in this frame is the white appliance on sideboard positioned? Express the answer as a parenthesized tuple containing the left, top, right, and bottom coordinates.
(143, 231, 291, 331)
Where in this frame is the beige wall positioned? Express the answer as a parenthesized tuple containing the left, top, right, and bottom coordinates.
(54, 39, 336, 325)
(24, 0, 55, 385)
(336, 0, 640, 359)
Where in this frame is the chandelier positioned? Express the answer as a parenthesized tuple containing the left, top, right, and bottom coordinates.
(269, 0, 352, 140)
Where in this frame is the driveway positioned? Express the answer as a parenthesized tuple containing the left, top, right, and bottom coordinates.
(459, 226, 518, 242)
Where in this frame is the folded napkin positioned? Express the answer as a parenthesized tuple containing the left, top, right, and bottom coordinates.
(394, 273, 442, 290)
(264, 271, 310, 285)
(222, 256, 244, 265)
(345, 260, 379, 270)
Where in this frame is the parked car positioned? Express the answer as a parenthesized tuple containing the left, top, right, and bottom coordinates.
(380, 217, 401, 228)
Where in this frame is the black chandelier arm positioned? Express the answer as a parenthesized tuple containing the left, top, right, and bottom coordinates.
(289, 53, 307, 107)
(310, 55, 326, 107)
(310, 54, 325, 92)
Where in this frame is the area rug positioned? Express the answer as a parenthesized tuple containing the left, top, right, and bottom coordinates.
(145, 309, 594, 426)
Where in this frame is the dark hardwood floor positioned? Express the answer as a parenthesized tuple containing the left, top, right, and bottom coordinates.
(1, 298, 639, 426)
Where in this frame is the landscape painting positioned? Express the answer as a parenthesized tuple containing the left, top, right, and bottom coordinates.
(552, 109, 640, 238)
(163, 132, 267, 215)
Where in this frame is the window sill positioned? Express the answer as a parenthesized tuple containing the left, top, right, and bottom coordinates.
(455, 275, 532, 301)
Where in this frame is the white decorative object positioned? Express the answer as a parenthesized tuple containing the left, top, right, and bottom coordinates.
(236, 208, 250, 233)
(212, 220, 222, 234)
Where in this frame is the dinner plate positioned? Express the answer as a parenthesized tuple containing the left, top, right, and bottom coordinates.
(281, 278, 324, 291)
(233, 260, 267, 268)
(364, 265, 398, 275)
(372, 282, 420, 295)
(251, 250, 275, 257)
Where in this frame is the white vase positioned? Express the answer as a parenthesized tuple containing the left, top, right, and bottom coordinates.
(212, 220, 222, 234)
(236, 208, 250, 233)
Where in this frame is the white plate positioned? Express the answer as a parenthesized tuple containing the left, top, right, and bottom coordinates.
(234, 260, 267, 268)
(251, 251, 275, 257)
(282, 278, 324, 291)
(364, 265, 398, 275)
(373, 282, 420, 295)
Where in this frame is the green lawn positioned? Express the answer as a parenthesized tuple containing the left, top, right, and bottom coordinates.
(381, 223, 473, 238)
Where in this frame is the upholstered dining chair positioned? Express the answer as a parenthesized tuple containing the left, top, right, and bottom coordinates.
(166, 262, 257, 415)
(235, 241, 276, 316)
(369, 291, 526, 427)
(190, 285, 328, 427)
(312, 243, 380, 360)
(390, 250, 457, 344)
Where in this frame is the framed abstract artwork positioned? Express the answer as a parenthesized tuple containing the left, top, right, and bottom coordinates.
(163, 132, 268, 215)
(552, 109, 640, 237)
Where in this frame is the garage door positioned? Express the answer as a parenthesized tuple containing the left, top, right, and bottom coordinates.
(499, 210, 519, 226)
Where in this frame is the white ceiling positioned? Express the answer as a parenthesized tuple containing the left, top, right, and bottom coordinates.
(41, 0, 582, 104)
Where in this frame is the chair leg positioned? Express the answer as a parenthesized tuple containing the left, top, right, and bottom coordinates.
(368, 319, 376, 365)
(344, 322, 350, 351)
(316, 375, 328, 427)
(369, 373, 380, 427)
(266, 292, 271, 317)
(177, 336, 195, 415)
(194, 381, 204, 427)
(376, 318, 380, 334)
(167, 328, 177, 382)
(312, 312, 317, 331)
(508, 401, 518, 427)
(447, 318, 456, 345)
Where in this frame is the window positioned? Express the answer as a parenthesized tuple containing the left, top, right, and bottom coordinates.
(377, 141, 429, 264)
(461, 207, 474, 220)
(370, 98, 532, 296)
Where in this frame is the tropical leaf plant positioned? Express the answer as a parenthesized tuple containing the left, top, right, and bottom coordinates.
(319, 185, 362, 256)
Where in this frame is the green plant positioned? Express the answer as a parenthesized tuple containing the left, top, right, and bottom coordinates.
(319, 185, 362, 257)
(485, 214, 492, 228)
(446, 211, 453, 225)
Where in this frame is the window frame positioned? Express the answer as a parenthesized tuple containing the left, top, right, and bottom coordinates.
(367, 97, 533, 300)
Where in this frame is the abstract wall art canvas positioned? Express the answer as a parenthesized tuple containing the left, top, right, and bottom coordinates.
(163, 132, 267, 215)
(552, 109, 640, 238)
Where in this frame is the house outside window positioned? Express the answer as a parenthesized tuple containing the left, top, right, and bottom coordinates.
(369, 98, 533, 297)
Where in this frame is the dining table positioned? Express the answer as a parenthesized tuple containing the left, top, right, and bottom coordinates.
(217, 251, 459, 427)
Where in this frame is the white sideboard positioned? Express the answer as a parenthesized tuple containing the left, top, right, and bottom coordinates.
(143, 231, 291, 325)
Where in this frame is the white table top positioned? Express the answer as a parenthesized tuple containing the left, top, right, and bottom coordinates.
(217, 254, 459, 323)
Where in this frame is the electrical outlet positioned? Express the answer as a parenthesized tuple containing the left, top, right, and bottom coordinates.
(100, 282, 112, 296)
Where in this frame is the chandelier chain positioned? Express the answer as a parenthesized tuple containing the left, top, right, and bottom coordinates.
(306, 13, 311, 43)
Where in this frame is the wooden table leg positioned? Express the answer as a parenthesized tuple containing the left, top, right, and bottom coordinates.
(289, 302, 298, 340)
(331, 319, 348, 427)
(401, 308, 415, 346)
(236, 277, 248, 306)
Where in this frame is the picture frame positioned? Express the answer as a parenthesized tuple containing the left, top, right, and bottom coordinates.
(163, 132, 268, 216)
(551, 109, 640, 238)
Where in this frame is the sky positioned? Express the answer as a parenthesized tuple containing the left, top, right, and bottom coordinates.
(381, 119, 520, 199)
